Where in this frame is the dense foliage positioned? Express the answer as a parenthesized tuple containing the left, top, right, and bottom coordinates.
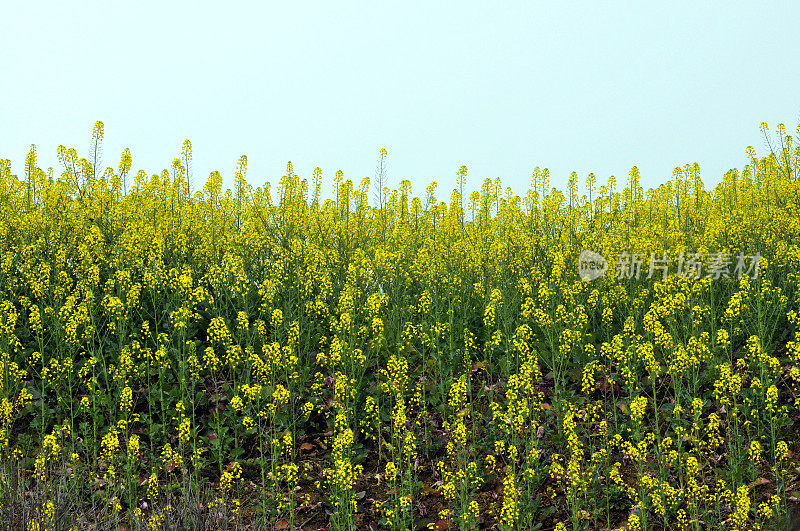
(1, 122, 800, 530)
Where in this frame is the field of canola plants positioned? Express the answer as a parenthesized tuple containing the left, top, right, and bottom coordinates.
(2, 121, 800, 531)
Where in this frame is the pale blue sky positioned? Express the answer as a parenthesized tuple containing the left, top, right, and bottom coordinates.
(2, 1, 799, 201)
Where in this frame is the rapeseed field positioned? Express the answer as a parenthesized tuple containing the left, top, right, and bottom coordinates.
(1, 121, 800, 530)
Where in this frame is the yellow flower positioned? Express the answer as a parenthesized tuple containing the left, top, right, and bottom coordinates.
(748, 440, 762, 465)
